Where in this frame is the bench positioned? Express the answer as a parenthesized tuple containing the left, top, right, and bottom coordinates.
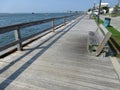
(87, 24, 112, 56)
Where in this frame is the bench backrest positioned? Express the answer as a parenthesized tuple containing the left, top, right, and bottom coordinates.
(95, 24, 112, 56)
(95, 28, 105, 44)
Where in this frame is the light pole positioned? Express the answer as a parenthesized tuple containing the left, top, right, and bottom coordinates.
(118, 0, 120, 6)
(98, 0, 102, 24)
(90, 1, 96, 19)
(93, 1, 96, 11)
(92, 1, 96, 17)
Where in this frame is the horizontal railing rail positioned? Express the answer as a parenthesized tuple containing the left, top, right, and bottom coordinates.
(0, 15, 76, 34)
(0, 14, 80, 56)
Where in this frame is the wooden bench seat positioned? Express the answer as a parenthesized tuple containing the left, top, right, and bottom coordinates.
(87, 24, 112, 56)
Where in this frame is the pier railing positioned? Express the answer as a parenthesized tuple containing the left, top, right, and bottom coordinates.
(0, 14, 80, 57)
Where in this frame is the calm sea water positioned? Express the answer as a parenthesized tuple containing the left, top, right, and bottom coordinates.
(0, 13, 73, 47)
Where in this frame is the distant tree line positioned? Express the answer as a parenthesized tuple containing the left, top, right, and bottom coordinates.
(113, 4, 120, 13)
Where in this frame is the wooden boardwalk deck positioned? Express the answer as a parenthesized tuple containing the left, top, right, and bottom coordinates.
(0, 15, 120, 90)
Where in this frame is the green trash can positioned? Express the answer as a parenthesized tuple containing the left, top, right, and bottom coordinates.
(103, 18, 111, 27)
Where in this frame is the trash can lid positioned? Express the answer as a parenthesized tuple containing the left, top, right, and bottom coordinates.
(105, 17, 111, 20)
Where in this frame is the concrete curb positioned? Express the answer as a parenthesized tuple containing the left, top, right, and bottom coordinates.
(110, 56, 120, 80)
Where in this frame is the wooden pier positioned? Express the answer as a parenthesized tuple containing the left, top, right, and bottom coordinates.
(0, 15, 120, 90)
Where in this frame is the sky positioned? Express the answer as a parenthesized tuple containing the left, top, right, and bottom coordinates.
(0, 0, 119, 13)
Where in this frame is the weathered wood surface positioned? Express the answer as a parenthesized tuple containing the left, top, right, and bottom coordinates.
(0, 16, 120, 90)
(88, 24, 112, 55)
(95, 28, 104, 44)
(96, 24, 112, 55)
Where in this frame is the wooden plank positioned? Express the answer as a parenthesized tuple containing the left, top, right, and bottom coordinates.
(52, 19, 55, 32)
(96, 32, 112, 56)
(64, 17, 66, 25)
(99, 24, 109, 35)
(14, 29, 22, 51)
(0, 19, 51, 34)
(95, 28, 104, 44)
(110, 57, 120, 79)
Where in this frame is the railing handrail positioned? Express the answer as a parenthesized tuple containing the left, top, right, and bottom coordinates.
(0, 14, 80, 57)
(0, 14, 75, 34)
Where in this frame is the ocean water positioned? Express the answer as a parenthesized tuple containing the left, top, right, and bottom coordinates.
(0, 13, 73, 47)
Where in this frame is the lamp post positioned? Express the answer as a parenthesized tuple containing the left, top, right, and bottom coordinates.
(118, 0, 120, 6)
(98, 0, 102, 24)
(93, 1, 96, 11)
(91, 1, 96, 19)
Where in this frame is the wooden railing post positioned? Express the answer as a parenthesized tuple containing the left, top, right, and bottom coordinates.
(69, 16, 72, 22)
(14, 29, 22, 51)
(52, 19, 55, 32)
(70, 16, 73, 21)
(64, 17, 66, 25)
(75, 15, 78, 19)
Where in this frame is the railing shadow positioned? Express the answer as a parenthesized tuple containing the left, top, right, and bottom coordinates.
(0, 17, 81, 89)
